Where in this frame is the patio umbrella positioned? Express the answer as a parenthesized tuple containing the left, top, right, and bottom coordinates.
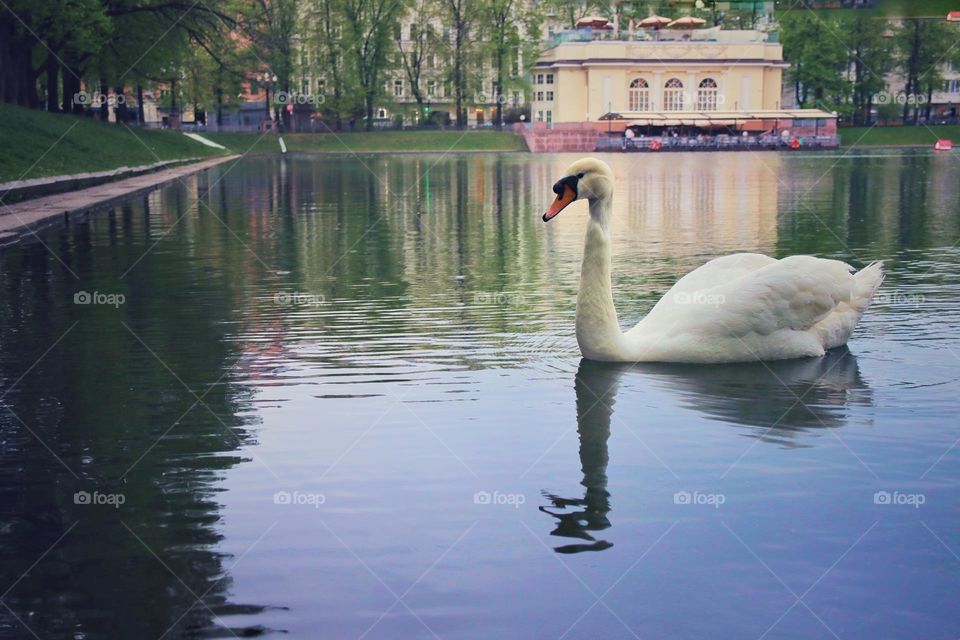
(577, 15, 610, 28)
(667, 15, 706, 28)
(638, 15, 671, 27)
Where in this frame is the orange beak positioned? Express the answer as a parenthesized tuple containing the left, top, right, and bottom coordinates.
(542, 184, 577, 222)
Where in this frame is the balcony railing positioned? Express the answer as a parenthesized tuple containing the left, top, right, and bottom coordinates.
(546, 27, 776, 48)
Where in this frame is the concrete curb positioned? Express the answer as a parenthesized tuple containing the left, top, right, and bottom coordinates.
(0, 155, 240, 248)
(0, 157, 214, 204)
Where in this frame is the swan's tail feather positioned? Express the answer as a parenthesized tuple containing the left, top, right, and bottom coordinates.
(852, 261, 885, 311)
(815, 261, 884, 350)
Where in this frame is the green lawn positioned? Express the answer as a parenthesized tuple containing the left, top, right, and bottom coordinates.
(206, 130, 529, 155)
(777, 0, 958, 18)
(841, 124, 960, 146)
(0, 105, 527, 184)
(0, 103, 225, 183)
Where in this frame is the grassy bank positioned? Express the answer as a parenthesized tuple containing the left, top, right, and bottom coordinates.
(0, 103, 226, 183)
(778, 0, 957, 18)
(206, 130, 528, 154)
(841, 125, 960, 147)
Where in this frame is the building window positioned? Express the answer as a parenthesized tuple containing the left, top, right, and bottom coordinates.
(377, 108, 387, 118)
(546, 110, 552, 125)
(546, 73, 554, 84)
(697, 78, 718, 111)
(512, 91, 520, 106)
(536, 91, 544, 101)
(536, 110, 544, 122)
(546, 91, 554, 101)
(318, 79, 326, 95)
(301, 79, 309, 94)
(628, 77, 649, 111)
(946, 79, 960, 93)
(394, 79, 404, 97)
(409, 24, 417, 40)
(663, 77, 685, 111)
(536, 73, 544, 85)
(427, 79, 437, 96)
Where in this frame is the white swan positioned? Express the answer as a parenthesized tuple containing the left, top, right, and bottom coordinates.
(542, 158, 884, 363)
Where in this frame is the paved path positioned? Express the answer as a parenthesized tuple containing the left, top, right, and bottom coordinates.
(0, 155, 239, 246)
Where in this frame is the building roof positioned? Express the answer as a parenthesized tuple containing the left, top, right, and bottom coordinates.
(606, 109, 836, 126)
(536, 33, 786, 69)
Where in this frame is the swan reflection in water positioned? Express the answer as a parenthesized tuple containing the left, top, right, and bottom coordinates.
(540, 348, 872, 554)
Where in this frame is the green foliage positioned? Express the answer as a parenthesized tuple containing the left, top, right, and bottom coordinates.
(341, 0, 404, 128)
(893, 18, 955, 124)
(780, 13, 849, 109)
(476, 0, 542, 126)
(840, 13, 893, 125)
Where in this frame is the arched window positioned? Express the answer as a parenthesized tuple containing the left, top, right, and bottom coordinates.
(628, 78, 650, 111)
(663, 78, 685, 111)
(697, 78, 719, 111)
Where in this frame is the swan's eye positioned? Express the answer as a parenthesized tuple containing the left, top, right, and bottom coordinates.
(577, 172, 585, 179)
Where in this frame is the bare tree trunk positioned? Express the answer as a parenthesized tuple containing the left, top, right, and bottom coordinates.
(215, 67, 223, 130)
(454, 24, 464, 128)
(45, 52, 59, 112)
(63, 67, 81, 114)
(99, 79, 109, 121)
(115, 85, 128, 123)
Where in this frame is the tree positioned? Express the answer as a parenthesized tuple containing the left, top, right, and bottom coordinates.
(342, 0, 402, 130)
(841, 14, 893, 126)
(780, 13, 848, 109)
(240, 0, 298, 130)
(0, 0, 108, 109)
(894, 18, 954, 125)
(395, 0, 442, 123)
(544, 0, 610, 29)
(479, 0, 541, 127)
(305, 0, 357, 129)
(443, 0, 479, 128)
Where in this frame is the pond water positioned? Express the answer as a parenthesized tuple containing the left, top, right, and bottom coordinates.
(1, 150, 959, 639)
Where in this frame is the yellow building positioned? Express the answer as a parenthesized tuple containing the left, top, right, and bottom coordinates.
(522, 27, 838, 152)
(532, 29, 788, 125)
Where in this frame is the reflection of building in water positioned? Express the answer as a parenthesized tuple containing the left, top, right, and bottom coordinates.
(541, 154, 781, 266)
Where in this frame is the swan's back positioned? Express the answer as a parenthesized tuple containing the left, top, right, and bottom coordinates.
(625, 254, 884, 363)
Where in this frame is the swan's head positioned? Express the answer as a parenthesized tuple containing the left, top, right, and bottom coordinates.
(542, 158, 614, 222)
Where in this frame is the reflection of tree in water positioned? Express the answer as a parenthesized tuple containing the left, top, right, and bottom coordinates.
(540, 350, 872, 553)
(540, 360, 619, 554)
(0, 191, 276, 638)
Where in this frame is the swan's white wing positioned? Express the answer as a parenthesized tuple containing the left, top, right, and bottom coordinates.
(663, 253, 777, 295)
(707, 255, 857, 337)
(622, 255, 883, 363)
(640, 255, 856, 338)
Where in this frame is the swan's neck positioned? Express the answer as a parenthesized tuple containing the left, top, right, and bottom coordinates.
(576, 198, 625, 360)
